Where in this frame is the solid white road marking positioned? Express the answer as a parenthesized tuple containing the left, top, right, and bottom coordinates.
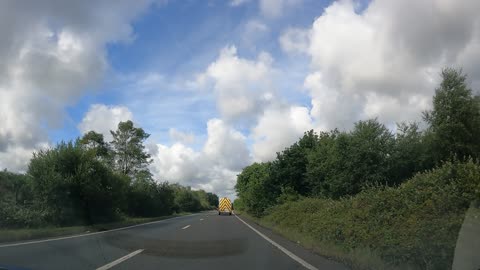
(96, 249, 144, 270)
(235, 215, 318, 270)
(0, 214, 198, 248)
(182, 225, 191, 229)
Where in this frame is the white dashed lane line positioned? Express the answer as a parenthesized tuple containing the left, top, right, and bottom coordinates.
(181, 225, 191, 230)
(96, 249, 144, 270)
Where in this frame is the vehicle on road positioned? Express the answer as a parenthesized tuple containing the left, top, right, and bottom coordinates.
(218, 197, 233, 215)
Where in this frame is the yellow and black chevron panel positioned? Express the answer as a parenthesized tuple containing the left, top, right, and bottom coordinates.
(218, 197, 232, 212)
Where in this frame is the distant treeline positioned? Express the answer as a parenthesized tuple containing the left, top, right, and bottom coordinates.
(234, 68, 480, 269)
(0, 121, 218, 228)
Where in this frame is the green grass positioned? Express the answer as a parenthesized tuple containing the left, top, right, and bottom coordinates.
(0, 212, 191, 244)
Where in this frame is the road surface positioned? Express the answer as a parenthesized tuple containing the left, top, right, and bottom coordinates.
(0, 211, 349, 270)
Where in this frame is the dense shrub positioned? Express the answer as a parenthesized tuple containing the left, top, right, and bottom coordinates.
(262, 161, 480, 269)
(0, 203, 48, 228)
(28, 141, 130, 225)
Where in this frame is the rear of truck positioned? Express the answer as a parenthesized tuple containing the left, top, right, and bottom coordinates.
(218, 197, 233, 215)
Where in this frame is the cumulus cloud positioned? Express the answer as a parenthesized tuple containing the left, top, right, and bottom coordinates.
(0, 0, 152, 171)
(252, 105, 313, 161)
(169, 128, 195, 144)
(281, 0, 480, 130)
(203, 119, 250, 171)
(78, 104, 134, 141)
(194, 45, 276, 124)
(150, 118, 250, 197)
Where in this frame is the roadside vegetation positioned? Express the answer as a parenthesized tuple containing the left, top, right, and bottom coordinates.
(234, 68, 480, 269)
(0, 120, 218, 237)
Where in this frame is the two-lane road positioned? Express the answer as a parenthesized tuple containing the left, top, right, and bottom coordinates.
(0, 212, 349, 270)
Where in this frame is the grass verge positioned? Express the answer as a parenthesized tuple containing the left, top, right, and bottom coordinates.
(237, 211, 410, 270)
(236, 161, 480, 270)
(0, 212, 192, 244)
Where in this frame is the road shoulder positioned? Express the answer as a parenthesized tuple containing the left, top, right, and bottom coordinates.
(235, 212, 350, 270)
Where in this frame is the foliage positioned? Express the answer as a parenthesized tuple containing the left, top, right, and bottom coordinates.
(173, 185, 202, 212)
(79, 131, 111, 159)
(235, 162, 277, 217)
(28, 141, 129, 225)
(206, 192, 219, 208)
(423, 68, 480, 163)
(1, 120, 218, 229)
(127, 176, 175, 217)
(270, 130, 318, 196)
(110, 120, 152, 176)
(261, 161, 480, 269)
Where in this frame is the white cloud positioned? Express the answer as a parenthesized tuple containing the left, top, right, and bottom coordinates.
(169, 128, 195, 144)
(0, 145, 40, 172)
(78, 104, 133, 141)
(252, 105, 313, 161)
(150, 118, 250, 197)
(203, 119, 250, 171)
(281, 0, 480, 130)
(195, 45, 276, 124)
(0, 0, 153, 171)
(279, 27, 309, 54)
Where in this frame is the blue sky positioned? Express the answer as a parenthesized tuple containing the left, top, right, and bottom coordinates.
(55, 0, 329, 147)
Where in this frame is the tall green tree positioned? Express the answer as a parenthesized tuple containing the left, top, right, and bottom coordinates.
(235, 162, 276, 217)
(206, 192, 219, 208)
(424, 68, 480, 162)
(270, 130, 318, 196)
(388, 122, 429, 184)
(79, 131, 112, 164)
(110, 120, 152, 176)
(306, 119, 395, 198)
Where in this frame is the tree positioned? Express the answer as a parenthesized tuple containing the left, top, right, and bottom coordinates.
(206, 192, 219, 208)
(174, 187, 202, 212)
(110, 120, 152, 176)
(306, 130, 341, 196)
(28, 141, 129, 225)
(348, 119, 395, 187)
(79, 131, 112, 164)
(306, 120, 395, 198)
(235, 162, 276, 217)
(270, 130, 318, 196)
(388, 122, 429, 184)
(424, 68, 480, 162)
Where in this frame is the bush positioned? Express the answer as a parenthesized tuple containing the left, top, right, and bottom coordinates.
(262, 161, 480, 269)
(0, 202, 48, 228)
(28, 141, 129, 225)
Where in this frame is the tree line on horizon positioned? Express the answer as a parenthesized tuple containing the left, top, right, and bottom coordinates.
(0, 120, 218, 228)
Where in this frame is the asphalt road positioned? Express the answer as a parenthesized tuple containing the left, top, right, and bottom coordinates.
(0, 211, 349, 270)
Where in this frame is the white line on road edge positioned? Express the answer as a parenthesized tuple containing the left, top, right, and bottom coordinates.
(235, 215, 318, 270)
(182, 225, 191, 229)
(96, 249, 144, 270)
(0, 214, 198, 248)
